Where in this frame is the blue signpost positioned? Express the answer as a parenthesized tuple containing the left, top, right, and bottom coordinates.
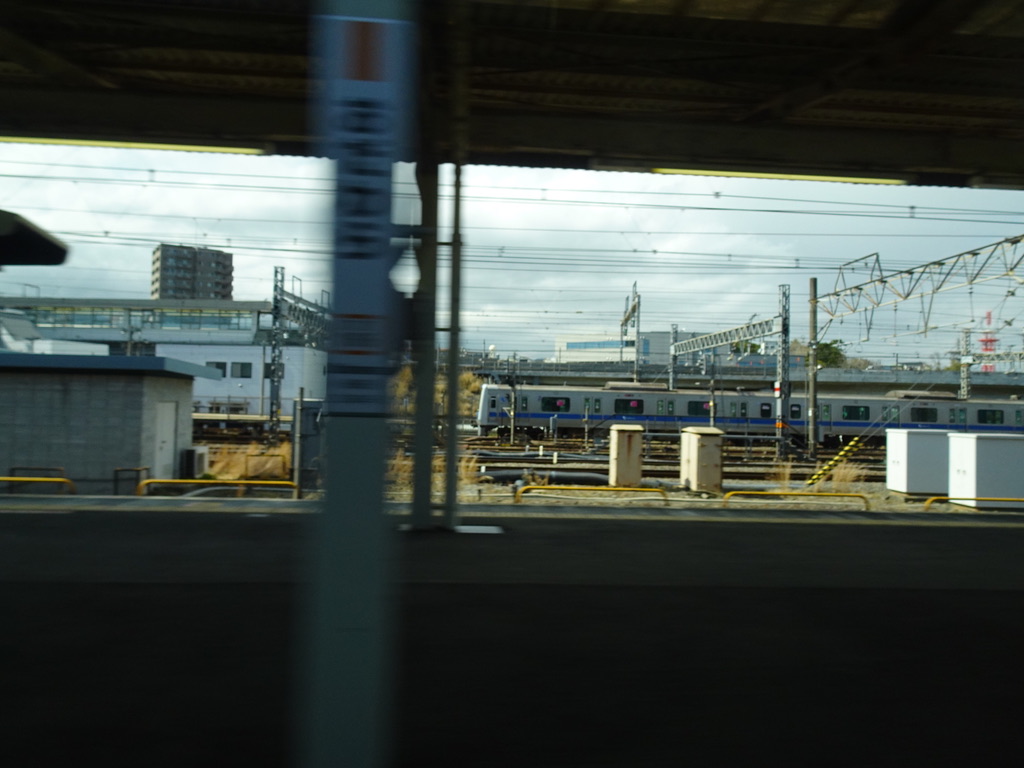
(296, 3, 415, 767)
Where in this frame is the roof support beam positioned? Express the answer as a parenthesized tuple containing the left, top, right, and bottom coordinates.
(0, 24, 116, 90)
(740, 0, 984, 122)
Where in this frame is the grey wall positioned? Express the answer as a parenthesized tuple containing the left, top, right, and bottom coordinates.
(0, 372, 193, 494)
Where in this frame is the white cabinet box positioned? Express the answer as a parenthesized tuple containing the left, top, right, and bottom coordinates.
(948, 433, 1024, 509)
(886, 429, 949, 495)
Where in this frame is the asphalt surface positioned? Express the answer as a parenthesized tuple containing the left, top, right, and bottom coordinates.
(3, 497, 1024, 767)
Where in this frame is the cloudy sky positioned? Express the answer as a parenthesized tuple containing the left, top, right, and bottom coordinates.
(3, 141, 1024, 367)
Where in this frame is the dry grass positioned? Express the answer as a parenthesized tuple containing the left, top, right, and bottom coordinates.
(458, 453, 481, 485)
(207, 441, 292, 480)
(387, 450, 415, 492)
(830, 461, 867, 492)
(769, 460, 793, 489)
(387, 450, 490, 499)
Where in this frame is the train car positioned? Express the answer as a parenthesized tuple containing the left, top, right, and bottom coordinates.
(476, 382, 1024, 445)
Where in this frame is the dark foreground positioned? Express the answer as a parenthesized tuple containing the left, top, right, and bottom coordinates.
(3, 503, 1024, 767)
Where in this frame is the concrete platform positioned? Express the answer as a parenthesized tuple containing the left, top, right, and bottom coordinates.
(3, 501, 1024, 766)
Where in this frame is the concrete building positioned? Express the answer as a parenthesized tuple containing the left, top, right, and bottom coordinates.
(0, 354, 219, 493)
(151, 244, 233, 300)
(156, 343, 326, 414)
(0, 298, 269, 356)
(554, 331, 713, 367)
(1, 309, 109, 355)
(0, 297, 326, 413)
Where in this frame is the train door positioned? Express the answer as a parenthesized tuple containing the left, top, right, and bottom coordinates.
(949, 407, 967, 430)
(820, 402, 832, 433)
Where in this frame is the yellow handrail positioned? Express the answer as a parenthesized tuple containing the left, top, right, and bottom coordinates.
(136, 478, 300, 498)
(0, 476, 76, 494)
(723, 490, 870, 510)
(514, 485, 669, 505)
(923, 496, 1024, 512)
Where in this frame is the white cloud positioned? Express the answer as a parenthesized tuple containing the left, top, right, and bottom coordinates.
(3, 143, 1024, 366)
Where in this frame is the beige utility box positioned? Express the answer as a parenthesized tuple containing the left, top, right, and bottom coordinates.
(680, 427, 725, 493)
(609, 424, 645, 487)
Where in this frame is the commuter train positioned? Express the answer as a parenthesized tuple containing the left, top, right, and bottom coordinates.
(476, 381, 1024, 445)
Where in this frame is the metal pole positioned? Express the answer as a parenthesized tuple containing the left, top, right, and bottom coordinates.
(411, 161, 439, 528)
(293, 386, 304, 494)
(960, 328, 972, 400)
(808, 278, 818, 460)
(669, 323, 678, 390)
(775, 284, 790, 460)
(634, 291, 641, 383)
(443, 0, 469, 527)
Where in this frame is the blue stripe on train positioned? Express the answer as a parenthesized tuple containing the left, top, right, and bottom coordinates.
(486, 412, 1024, 434)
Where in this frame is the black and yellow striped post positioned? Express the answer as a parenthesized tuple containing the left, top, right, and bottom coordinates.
(806, 436, 865, 486)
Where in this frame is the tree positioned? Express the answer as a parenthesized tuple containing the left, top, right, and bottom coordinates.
(816, 341, 847, 368)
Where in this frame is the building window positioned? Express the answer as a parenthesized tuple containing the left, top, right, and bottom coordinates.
(207, 361, 227, 376)
(231, 362, 253, 378)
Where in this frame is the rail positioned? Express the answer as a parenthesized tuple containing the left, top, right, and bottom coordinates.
(0, 476, 76, 494)
(922, 496, 1024, 512)
(136, 479, 300, 498)
(514, 485, 669, 505)
(723, 490, 870, 510)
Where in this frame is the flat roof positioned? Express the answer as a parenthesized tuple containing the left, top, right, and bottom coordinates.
(0, 298, 271, 311)
(0, 353, 222, 380)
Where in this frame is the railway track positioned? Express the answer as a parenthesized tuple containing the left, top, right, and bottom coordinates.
(460, 438, 886, 483)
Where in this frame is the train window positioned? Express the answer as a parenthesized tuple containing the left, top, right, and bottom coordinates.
(949, 408, 966, 424)
(760, 403, 772, 418)
(841, 405, 870, 420)
(822, 404, 831, 420)
(740, 402, 747, 418)
(729, 402, 736, 417)
(584, 397, 591, 414)
(910, 407, 937, 423)
(615, 398, 644, 415)
(667, 400, 675, 415)
(520, 396, 529, 411)
(593, 399, 602, 414)
(978, 409, 1005, 425)
(687, 401, 709, 416)
(540, 397, 569, 413)
(1017, 410, 1023, 426)
(489, 397, 496, 409)
(657, 400, 665, 415)
(790, 404, 801, 419)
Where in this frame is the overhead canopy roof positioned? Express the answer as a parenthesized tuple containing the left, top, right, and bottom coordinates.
(2, 0, 1024, 186)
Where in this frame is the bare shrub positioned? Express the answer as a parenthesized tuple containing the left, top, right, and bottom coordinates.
(770, 460, 793, 489)
(830, 461, 866, 492)
(458, 453, 481, 485)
